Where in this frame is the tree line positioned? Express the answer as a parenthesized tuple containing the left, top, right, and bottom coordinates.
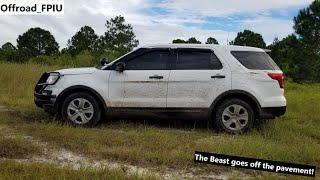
(0, 0, 319, 82)
(0, 16, 139, 64)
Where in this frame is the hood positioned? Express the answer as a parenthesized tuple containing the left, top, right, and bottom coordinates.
(56, 67, 96, 75)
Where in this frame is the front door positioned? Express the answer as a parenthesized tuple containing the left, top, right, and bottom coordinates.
(109, 49, 172, 108)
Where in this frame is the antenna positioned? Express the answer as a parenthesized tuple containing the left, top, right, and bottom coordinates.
(227, 32, 229, 45)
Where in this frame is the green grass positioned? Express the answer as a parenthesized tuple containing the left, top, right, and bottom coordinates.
(0, 62, 319, 178)
(0, 160, 156, 180)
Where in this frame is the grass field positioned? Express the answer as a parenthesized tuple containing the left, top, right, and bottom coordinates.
(0, 61, 319, 179)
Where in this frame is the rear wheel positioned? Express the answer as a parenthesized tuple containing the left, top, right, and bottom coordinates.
(214, 99, 254, 133)
(61, 92, 101, 127)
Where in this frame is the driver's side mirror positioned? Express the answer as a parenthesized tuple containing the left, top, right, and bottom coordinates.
(100, 58, 110, 66)
(115, 62, 125, 72)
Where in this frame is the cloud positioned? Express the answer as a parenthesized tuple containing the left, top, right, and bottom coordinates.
(134, 22, 236, 45)
(160, 0, 313, 17)
(240, 17, 295, 44)
(0, 0, 154, 47)
(0, 0, 312, 49)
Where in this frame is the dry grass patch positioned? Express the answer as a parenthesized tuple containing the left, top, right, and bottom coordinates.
(0, 160, 156, 180)
(0, 135, 41, 159)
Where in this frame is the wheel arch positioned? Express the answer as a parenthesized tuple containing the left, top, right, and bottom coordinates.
(209, 90, 261, 120)
(55, 85, 107, 116)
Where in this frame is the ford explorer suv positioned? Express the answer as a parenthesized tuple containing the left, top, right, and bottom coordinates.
(34, 44, 286, 133)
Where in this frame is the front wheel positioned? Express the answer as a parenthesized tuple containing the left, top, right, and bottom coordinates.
(61, 92, 101, 127)
(214, 99, 254, 134)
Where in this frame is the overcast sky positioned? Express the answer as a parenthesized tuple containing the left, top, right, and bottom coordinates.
(0, 0, 314, 48)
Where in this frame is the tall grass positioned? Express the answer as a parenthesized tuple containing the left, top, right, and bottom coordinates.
(0, 62, 61, 110)
(28, 50, 121, 67)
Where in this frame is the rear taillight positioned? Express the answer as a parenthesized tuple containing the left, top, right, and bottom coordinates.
(268, 73, 285, 89)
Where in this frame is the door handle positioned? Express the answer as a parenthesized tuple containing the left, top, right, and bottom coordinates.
(211, 75, 226, 79)
(149, 75, 164, 79)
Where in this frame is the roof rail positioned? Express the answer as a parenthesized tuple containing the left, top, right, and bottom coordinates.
(263, 49, 271, 53)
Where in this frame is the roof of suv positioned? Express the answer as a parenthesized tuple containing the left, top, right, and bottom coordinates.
(141, 44, 265, 52)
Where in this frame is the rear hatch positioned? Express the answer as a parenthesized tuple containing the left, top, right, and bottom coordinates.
(231, 51, 284, 89)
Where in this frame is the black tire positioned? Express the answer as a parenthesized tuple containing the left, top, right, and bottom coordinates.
(214, 99, 254, 134)
(61, 92, 101, 127)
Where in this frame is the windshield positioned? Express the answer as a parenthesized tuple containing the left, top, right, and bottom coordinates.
(97, 48, 143, 70)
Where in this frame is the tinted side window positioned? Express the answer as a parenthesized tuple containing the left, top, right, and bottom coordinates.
(231, 51, 280, 70)
(176, 50, 222, 70)
(126, 50, 169, 70)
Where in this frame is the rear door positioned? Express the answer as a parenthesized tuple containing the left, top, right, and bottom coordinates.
(109, 48, 172, 108)
(167, 48, 231, 108)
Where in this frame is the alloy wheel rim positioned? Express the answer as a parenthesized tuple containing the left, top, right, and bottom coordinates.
(222, 104, 249, 131)
(67, 98, 94, 124)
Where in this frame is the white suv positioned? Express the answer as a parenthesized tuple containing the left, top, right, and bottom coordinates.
(34, 44, 286, 133)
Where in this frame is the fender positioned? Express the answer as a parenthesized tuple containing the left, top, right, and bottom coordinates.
(209, 90, 262, 118)
(55, 85, 107, 113)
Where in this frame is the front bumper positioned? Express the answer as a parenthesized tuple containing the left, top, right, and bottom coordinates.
(34, 72, 59, 114)
(260, 106, 287, 119)
(34, 92, 57, 114)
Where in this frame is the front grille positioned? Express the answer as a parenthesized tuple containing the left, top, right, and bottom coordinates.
(34, 72, 49, 93)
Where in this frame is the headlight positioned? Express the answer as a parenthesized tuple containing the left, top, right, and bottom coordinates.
(46, 72, 60, 85)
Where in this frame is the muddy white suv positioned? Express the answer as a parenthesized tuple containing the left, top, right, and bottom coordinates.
(34, 44, 286, 133)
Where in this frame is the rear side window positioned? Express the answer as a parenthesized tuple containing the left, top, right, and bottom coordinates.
(176, 49, 222, 70)
(126, 50, 169, 70)
(231, 51, 280, 70)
